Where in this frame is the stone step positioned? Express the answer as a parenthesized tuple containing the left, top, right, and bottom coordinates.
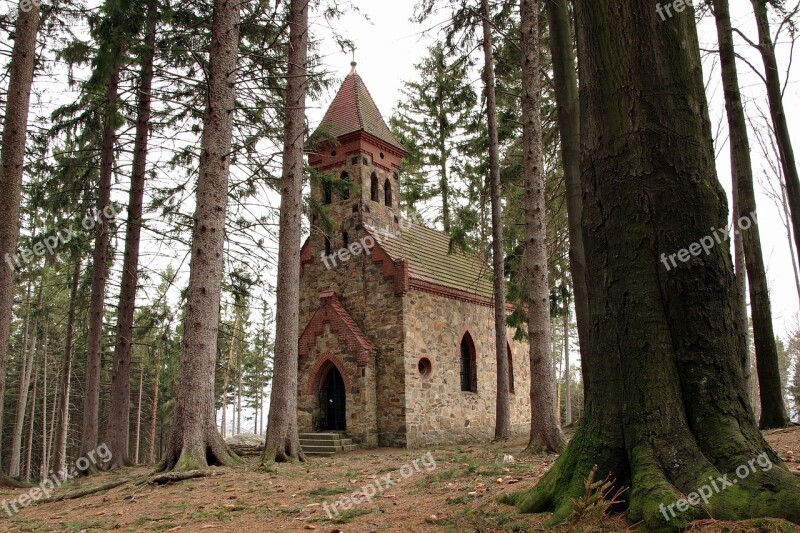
(301, 444, 343, 454)
(299, 432, 345, 441)
(299, 438, 352, 447)
(342, 444, 358, 452)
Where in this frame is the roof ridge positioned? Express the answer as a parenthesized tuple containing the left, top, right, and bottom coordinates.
(352, 73, 365, 132)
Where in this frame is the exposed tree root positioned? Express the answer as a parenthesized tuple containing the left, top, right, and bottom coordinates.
(42, 479, 130, 503)
(504, 424, 800, 531)
(159, 427, 243, 473)
(149, 470, 211, 485)
(0, 472, 30, 488)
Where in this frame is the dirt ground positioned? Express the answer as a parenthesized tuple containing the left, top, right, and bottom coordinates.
(1, 427, 799, 532)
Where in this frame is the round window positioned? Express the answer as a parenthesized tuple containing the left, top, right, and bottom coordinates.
(417, 357, 432, 377)
(379, 152, 385, 159)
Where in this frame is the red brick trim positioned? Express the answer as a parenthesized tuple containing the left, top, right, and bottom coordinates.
(306, 353, 351, 394)
(409, 277, 516, 312)
(298, 292, 375, 364)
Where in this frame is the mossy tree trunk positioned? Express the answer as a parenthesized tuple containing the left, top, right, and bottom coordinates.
(507, 1, 800, 529)
(261, 0, 308, 465)
(545, 0, 591, 389)
(160, 0, 241, 472)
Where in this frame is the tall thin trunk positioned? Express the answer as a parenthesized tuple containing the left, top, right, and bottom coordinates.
(751, 0, 800, 274)
(82, 48, 122, 467)
(148, 348, 161, 464)
(45, 364, 58, 480)
(220, 312, 240, 438)
(437, 64, 450, 233)
(161, 0, 242, 472)
(780, 182, 800, 303)
(23, 361, 39, 480)
(52, 259, 80, 477)
(0, 0, 41, 486)
(134, 365, 143, 464)
(480, 0, 510, 441)
(9, 281, 42, 477)
(713, 0, 788, 428)
(40, 322, 48, 478)
(107, 8, 156, 469)
(236, 351, 241, 435)
(733, 178, 751, 405)
(521, 0, 564, 452)
(545, 0, 591, 388)
(563, 299, 571, 426)
(262, 0, 309, 465)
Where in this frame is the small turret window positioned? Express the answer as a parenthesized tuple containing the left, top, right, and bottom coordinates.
(323, 182, 332, 204)
(341, 172, 351, 200)
(384, 179, 392, 207)
(371, 173, 379, 202)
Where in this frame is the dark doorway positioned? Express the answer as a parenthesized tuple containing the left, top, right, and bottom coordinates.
(319, 366, 346, 431)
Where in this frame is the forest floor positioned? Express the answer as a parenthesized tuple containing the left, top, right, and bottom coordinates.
(2, 427, 799, 532)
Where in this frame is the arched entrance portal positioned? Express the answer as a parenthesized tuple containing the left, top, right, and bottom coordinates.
(319, 365, 346, 431)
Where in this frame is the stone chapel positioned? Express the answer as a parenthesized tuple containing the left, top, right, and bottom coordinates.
(297, 64, 531, 448)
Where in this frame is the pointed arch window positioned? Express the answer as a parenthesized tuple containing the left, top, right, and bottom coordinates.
(460, 332, 477, 393)
(370, 173, 379, 202)
(341, 172, 351, 200)
(384, 179, 392, 207)
(324, 235, 332, 256)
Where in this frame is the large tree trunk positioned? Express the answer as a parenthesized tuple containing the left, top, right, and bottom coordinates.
(107, 8, 157, 469)
(52, 259, 80, 477)
(732, 181, 751, 405)
(521, 0, 563, 452)
(480, 0, 511, 441)
(81, 50, 122, 469)
(160, 0, 242, 472)
(507, 1, 800, 528)
(751, 0, 800, 282)
(148, 348, 161, 464)
(713, 0, 787, 429)
(545, 0, 591, 389)
(0, 0, 41, 487)
(262, 0, 309, 465)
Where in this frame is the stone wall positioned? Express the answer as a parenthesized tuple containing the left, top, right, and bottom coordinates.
(402, 290, 531, 448)
(298, 222, 406, 447)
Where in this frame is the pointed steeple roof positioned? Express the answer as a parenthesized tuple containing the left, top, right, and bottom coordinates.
(314, 63, 405, 153)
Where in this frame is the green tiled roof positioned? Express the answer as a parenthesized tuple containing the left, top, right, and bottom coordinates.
(366, 222, 495, 299)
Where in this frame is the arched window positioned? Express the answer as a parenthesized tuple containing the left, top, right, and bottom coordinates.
(507, 343, 515, 394)
(384, 179, 392, 207)
(324, 235, 332, 256)
(323, 182, 332, 204)
(342, 231, 349, 249)
(460, 332, 477, 392)
(341, 172, 351, 200)
(370, 173, 379, 202)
